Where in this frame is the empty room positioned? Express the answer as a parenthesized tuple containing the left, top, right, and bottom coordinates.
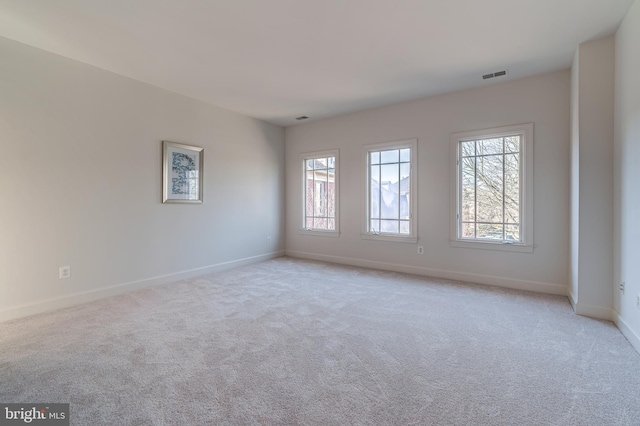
(1, 0, 640, 424)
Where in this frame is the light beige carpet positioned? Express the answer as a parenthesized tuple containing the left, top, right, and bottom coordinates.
(1, 257, 639, 425)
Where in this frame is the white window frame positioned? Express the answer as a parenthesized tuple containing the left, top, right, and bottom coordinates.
(450, 123, 534, 253)
(299, 149, 340, 237)
(362, 139, 418, 243)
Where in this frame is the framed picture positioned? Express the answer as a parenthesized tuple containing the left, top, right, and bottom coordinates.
(162, 141, 204, 203)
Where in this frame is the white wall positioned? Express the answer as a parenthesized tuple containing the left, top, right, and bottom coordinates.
(286, 71, 570, 294)
(0, 37, 285, 320)
(570, 36, 615, 320)
(614, 0, 640, 351)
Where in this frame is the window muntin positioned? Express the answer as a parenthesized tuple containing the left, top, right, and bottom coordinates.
(301, 151, 338, 234)
(451, 123, 533, 252)
(364, 139, 417, 242)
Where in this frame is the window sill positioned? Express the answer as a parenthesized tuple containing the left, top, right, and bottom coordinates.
(450, 240, 534, 253)
(361, 233, 418, 244)
(299, 229, 340, 238)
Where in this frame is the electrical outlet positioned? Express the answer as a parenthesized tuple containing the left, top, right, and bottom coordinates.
(417, 246, 424, 255)
(620, 282, 625, 293)
(59, 266, 71, 279)
(636, 293, 640, 310)
(267, 236, 272, 243)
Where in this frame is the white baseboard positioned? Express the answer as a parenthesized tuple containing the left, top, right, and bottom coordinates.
(286, 249, 567, 296)
(568, 289, 614, 321)
(572, 302, 614, 321)
(0, 251, 285, 323)
(613, 311, 640, 355)
(568, 289, 577, 310)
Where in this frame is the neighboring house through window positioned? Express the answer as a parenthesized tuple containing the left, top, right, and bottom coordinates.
(363, 139, 417, 243)
(450, 123, 534, 252)
(301, 150, 339, 236)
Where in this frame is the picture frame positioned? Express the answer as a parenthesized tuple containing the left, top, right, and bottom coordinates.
(162, 141, 204, 203)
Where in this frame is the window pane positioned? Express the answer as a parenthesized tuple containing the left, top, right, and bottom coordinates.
(380, 220, 399, 234)
(477, 223, 503, 240)
(504, 154, 520, 224)
(306, 217, 313, 228)
(327, 156, 335, 168)
(370, 219, 380, 233)
(400, 148, 410, 162)
(505, 136, 520, 153)
(399, 220, 410, 234)
(370, 165, 380, 219)
(370, 164, 380, 184)
(477, 138, 503, 156)
(314, 171, 326, 216)
(305, 170, 314, 219)
(399, 163, 410, 181)
(461, 141, 475, 157)
(314, 217, 327, 229)
(505, 224, 520, 241)
(461, 222, 475, 238)
(327, 168, 336, 218)
(476, 155, 503, 223)
(328, 218, 336, 231)
(461, 157, 475, 222)
(370, 192, 380, 219)
(461, 196, 475, 222)
(399, 163, 410, 219)
(380, 163, 399, 219)
(315, 157, 327, 168)
(306, 159, 314, 170)
(380, 149, 399, 164)
(381, 163, 399, 184)
(370, 151, 380, 165)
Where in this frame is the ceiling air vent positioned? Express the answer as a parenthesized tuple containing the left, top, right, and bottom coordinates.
(295, 116, 309, 120)
(482, 70, 508, 80)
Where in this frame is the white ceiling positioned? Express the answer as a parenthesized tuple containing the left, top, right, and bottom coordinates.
(0, 0, 634, 127)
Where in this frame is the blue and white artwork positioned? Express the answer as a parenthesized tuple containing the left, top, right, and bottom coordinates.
(163, 141, 203, 203)
(171, 152, 197, 196)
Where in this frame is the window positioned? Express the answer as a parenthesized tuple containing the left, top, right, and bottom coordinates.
(300, 150, 339, 236)
(363, 139, 417, 243)
(450, 123, 533, 252)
